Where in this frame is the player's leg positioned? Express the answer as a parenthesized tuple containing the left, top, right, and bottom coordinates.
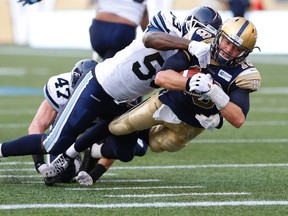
(109, 94, 163, 135)
(149, 123, 205, 152)
(89, 20, 136, 59)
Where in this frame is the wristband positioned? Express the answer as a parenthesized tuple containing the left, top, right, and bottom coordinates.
(185, 77, 192, 92)
(206, 84, 230, 110)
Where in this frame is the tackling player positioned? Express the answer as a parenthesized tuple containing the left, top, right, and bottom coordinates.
(0, 7, 222, 180)
(76, 17, 261, 185)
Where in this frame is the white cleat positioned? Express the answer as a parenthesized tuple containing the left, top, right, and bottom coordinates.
(38, 163, 57, 177)
(76, 171, 93, 186)
(48, 154, 70, 177)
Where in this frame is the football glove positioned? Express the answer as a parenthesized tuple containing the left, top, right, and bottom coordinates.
(195, 113, 220, 130)
(76, 171, 93, 186)
(18, 0, 41, 6)
(188, 41, 211, 68)
(187, 73, 213, 93)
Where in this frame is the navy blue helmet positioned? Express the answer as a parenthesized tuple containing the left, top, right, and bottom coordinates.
(182, 6, 222, 35)
(71, 59, 97, 88)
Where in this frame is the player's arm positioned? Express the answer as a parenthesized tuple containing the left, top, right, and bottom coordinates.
(140, 7, 149, 31)
(143, 31, 191, 51)
(28, 99, 57, 134)
(142, 10, 189, 50)
(220, 67, 261, 128)
(155, 50, 195, 91)
(220, 102, 246, 128)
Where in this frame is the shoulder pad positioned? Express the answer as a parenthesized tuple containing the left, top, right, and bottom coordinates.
(148, 10, 182, 37)
(44, 72, 73, 108)
(235, 67, 261, 91)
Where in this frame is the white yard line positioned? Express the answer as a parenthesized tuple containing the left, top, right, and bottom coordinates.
(103, 192, 250, 198)
(2, 162, 288, 169)
(1, 201, 288, 209)
(66, 186, 205, 191)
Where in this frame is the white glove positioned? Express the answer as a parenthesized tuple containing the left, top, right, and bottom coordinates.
(195, 114, 220, 130)
(76, 171, 93, 186)
(188, 73, 213, 93)
(188, 40, 211, 68)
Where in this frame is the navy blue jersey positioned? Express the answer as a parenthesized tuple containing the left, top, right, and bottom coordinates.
(159, 89, 219, 127)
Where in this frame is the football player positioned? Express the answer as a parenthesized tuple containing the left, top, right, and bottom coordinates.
(109, 16, 261, 152)
(76, 6, 224, 185)
(29, 59, 97, 182)
(76, 16, 261, 185)
(0, 8, 222, 180)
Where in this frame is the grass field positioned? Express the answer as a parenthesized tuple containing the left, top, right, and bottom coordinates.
(0, 45, 288, 215)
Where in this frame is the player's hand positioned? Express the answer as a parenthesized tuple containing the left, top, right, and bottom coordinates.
(188, 73, 213, 93)
(188, 41, 211, 68)
(76, 171, 93, 186)
(18, 0, 41, 6)
(195, 114, 220, 130)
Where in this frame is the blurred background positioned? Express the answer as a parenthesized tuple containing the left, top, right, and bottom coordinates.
(0, 0, 287, 54)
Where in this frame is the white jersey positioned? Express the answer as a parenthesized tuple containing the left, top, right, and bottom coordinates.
(43, 72, 73, 112)
(95, 10, 183, 101)
(96, 0, 147, 26)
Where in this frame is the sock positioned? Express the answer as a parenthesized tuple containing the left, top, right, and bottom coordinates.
(91, 143, 103, 158)
(74, 118, 112, 153)
(89, 163, 107, 182)
(32, 154, 45, 172)
(1, 134, 44, 157)
(65, 143, 79, 159)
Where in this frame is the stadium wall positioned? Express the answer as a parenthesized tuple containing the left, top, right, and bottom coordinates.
(0, 0, 287, 54)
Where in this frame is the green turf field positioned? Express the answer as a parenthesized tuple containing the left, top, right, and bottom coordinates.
(0, 45, 288, 215)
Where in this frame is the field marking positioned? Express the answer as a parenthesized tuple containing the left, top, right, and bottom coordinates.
(66, 186, 205, 191)
(103, 192, 250, 198)
(2, 162, 288, 169)
(109, 163, 288, 170)
(193, 139, 288, 143)
(0, 175, 39, 178)
(245, 121, 288, 126)
(1, 201, 288, 209)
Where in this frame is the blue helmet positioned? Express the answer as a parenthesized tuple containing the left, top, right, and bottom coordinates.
(71, 59, 97, 88)
(182, 6, 222, 35)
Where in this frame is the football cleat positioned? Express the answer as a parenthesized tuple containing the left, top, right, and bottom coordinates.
(44, 161, 76, 186)
(48, 153, 73, 177)
(37, 163, 57, 177)
(76, 171, 93, 186)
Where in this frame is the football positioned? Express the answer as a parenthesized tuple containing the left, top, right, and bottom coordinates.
(180, 66, 202, 78)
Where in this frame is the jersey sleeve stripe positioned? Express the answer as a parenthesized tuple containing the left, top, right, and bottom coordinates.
(150, 11, 170, 33)
(43, 84, 59, 111)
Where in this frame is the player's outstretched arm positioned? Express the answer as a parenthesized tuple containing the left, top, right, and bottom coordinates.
(28, 99, 57, 134)
(143, 31, 190, 51)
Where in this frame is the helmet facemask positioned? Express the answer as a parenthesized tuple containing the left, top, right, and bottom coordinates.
(185, 16, 217, 35)
(182, 6, 222, 36)
(71, 59, 97, 88)
(211, 30, 252, 67)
